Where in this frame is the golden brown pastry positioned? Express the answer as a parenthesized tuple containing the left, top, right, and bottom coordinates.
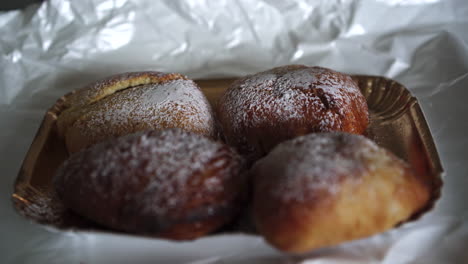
(216, 65, 369, 162)
(57, 71, 215, 153)
(252, 132, 430, 253)
(54, 129, 246, 240)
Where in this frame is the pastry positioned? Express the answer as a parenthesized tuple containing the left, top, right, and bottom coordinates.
(54, 129, 246, 240)
(57, 71, 215, 153)
(216, 65, 369, 162)
(252, 132, 430, 253)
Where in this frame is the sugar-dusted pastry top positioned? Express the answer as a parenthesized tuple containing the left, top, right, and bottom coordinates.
(216, 65, 369, 162)
(57, 71, 215, 153)
(252, 132, 430, 253)
(54, 129, 246, 239)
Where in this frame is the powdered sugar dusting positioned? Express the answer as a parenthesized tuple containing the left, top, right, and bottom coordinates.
(15, 191, 65, 225)
(74, 79, 215, 140)
(66, 71, 184, 108)
(217, 65, 367, 157)
(254, 133, 391, 202)
(56, 129, 241, 217)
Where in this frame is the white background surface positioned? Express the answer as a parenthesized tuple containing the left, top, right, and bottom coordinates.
(1, 0, 468, 263)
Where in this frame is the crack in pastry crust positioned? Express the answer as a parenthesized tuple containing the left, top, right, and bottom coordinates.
(56, 72, 215, 153)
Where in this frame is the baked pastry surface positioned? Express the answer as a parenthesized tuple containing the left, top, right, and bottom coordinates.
(54, 129, 246, 240)
(216, 65, 369, 162)
(252, 132, 430, 253)
(57, 72, 215, 153)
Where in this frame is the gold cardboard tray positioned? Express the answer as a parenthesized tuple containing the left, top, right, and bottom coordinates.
(12, 75, 443, 233)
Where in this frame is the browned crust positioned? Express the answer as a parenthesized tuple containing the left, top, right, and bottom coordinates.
(56, 71, 219, 153)
(216, 65, 369, 163)
(252, 133, 430, 253)
(57, 71, 186, 139)
(54, 129, 247, 240)
(65, 71, 187, 108)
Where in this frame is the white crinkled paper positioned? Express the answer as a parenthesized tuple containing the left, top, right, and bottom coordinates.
(1, 0, 468, 263)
